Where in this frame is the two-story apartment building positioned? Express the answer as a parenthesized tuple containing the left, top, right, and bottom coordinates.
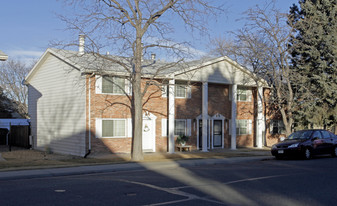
(24, 43, 283, 156)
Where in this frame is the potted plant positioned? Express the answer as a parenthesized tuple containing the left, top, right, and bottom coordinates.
(176, 134, 189, 146)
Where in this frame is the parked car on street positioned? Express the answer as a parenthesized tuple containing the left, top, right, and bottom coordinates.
(271, 129, 337, 159)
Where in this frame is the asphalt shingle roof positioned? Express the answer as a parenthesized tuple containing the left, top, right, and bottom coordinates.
(49, 48, 220, 77)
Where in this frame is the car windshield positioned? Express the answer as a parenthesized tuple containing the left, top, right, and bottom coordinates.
(287, 130, 313, 140)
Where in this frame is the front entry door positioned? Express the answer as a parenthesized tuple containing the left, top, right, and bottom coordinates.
(142, 113, 156, 152)
(198, 120, 209, 149)
(213, 120, 222, 147)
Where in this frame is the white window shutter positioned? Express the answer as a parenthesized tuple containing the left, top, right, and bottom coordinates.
(162, 85, 167, 98)
(125, 79, 132, 95)
(187, 119, 192, 136)
(187, 86, 192, 98)
(269, 120, 274, 133)
(95, 118, 102, 138)
(95, 75, 102, 94)
(127, 118, 132, 137)
(248, 119, 252, 134)
(161, 119, 167, 136)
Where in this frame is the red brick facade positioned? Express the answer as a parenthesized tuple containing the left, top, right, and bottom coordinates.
(86, 75, 279, 154)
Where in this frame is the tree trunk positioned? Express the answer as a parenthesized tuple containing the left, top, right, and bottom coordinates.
(131, 35, 144, 161)
(131, 73, 143, 161)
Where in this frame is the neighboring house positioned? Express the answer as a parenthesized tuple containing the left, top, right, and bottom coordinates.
(0, 50, 8, 61)
(24, 41, 284, 156)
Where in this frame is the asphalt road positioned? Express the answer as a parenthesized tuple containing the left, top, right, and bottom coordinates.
(1, 156, 337, 206)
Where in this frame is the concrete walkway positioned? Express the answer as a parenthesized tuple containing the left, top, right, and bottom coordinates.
(0, 155, 272, 181)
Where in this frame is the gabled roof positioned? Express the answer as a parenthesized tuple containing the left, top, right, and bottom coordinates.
(25, 48, 267, 86)
(0, 50, 8, 61)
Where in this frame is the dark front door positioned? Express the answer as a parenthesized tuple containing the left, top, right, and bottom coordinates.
(198, 120, 209, 149)
(213, 120, 222, 147)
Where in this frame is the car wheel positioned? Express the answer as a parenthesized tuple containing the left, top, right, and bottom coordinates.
(303, 148, 311, 160)
(331, 147, 337, 157)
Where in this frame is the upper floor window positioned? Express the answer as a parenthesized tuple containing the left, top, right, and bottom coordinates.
(237, 87, 252, 102)
(96, 75, 131, 95)
(175, 85, 187, 98)
(102, 76, 125, 94)
(270, 120, 285, 134)
(162, 84, 191, 98)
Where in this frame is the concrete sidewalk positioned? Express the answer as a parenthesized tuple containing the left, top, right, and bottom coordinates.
(0, 155, 272, 181)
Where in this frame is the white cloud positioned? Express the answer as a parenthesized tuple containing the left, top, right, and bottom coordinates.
(7, 50, 43, 64)
(144, 37, 209, 61)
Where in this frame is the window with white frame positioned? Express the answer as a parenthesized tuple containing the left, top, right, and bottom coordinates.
(175, 119, 186, 136)
(102, 76, 125, 94)
(162, 84, 191, 98)
(102, 119, 126, 137)
(270, 120, 285, 134)
(175, 85, 187, 98)
(236, 119, 252, 135)
(237, 87, 252, 102)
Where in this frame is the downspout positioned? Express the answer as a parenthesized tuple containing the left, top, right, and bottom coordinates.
(84, 74, 93, 158)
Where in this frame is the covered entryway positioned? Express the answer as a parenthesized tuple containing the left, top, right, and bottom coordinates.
(142, 112, 156, 152)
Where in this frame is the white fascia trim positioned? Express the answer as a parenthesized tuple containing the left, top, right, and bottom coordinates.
(173, 57, 226, 76)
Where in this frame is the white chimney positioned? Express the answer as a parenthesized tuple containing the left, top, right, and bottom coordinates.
(78, 34, 85, 55)
(151, 53, 156, 60)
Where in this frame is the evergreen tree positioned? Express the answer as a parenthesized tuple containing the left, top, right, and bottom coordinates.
(289, 0, 337, 128)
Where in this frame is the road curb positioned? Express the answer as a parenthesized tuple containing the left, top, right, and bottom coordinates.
(0, 156, 272, 180)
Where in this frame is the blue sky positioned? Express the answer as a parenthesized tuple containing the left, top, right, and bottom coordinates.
(0, 0, 298, 63)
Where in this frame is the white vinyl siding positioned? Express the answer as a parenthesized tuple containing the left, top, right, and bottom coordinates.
(236, 119, 252, 135)
(174, 60, 258, 86)
(27, 54, 86, 156)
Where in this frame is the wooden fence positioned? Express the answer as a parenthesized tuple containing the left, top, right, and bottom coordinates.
(0, 125, 30, 148)
(10, 125, 30, 148)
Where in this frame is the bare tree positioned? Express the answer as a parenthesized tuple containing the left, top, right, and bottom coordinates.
(59, 0, 222, 160)
(0, 59, 32, 118)
(211, 2, 296, 136)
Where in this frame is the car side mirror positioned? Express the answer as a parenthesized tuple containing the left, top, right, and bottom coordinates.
(312, 137, 319, 141)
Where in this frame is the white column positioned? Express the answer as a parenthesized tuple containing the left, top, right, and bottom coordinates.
(202, 82, 208, 152)
(231, 84, 237, 150)
(168, 79, 175, 153)
(256, 86, 264, 148)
